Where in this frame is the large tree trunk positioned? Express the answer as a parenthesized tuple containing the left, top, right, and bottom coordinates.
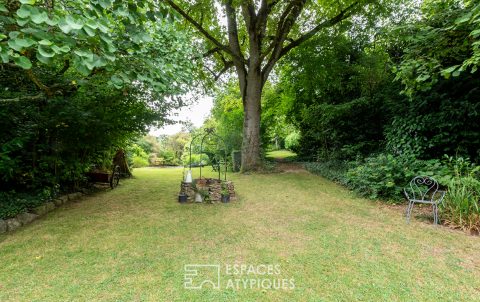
(240, 71, 263, 172)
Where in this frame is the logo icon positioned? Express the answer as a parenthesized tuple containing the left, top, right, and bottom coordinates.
(184, 264, 221, 290)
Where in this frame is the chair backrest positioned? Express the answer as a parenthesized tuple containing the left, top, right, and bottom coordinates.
(405, 176, 439, 201)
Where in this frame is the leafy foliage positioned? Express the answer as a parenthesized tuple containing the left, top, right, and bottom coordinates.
(1, 0, 192, 93)
(0, 188, 55, 219)
(0, 1, 195, 217)
(284, 131, 301, 152)
(277, 33, 400, 160)
(440, 157, 480, 233)
(385, 74, 480, 161)
(393, 0, 480, 95)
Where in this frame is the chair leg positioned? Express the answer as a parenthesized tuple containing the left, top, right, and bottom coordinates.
(433, 204, 439, 225)
(406, 201, 414, 223)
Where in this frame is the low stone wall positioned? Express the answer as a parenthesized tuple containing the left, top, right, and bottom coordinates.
(0, 192, 84, 234)
(180, 178, 236, 203)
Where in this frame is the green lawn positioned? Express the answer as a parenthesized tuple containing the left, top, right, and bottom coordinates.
(266, 150, 297, 161)
(1, 167, 480, 301)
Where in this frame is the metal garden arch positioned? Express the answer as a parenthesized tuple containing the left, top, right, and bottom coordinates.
(188, 128, 228, 181)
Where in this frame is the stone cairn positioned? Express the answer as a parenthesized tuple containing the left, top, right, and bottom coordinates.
(180, 178, 236, 203)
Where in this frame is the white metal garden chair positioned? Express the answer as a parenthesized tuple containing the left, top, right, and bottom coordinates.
(404, 176, 446, 225)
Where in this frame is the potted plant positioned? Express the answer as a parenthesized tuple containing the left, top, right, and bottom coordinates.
(178, 193, 188, 203)
(198, 188, 210, 203)
(221, 183, 230, 203)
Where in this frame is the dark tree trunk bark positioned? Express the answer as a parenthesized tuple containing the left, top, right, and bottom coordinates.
(240, 69, 263, 172)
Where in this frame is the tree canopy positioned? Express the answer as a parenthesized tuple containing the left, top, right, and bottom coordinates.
(165, 0, 398, 171)
(1, 0, 193, 100)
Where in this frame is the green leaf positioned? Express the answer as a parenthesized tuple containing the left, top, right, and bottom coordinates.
(85, 19, 99, 29)
(13, 56, 32, 69)
(455, 12, 472, 25)
(0, 48, 9, 63)
(470, 29, 480, 37)
(51, 45, 70, 53)
(16, 18, 30, 26)
(115, 6, 129, 17)
(74, 60, 90, 76)
(441, 65, 460, 78)
(45, 16, 59, 26)
(16, 5, 31, 18)
(99, 0, 112, 9)
(36, 51, 52, 64)
(416, 74, 430, 82)
(0, 4, 8, 12)
(31, 11, 49, 24)
(38, 45, 55, 58)
(66, 15, 83, 30)
(38, 39, 52, 46)
(16, 38, 36, 48)
(83, 26, 96, 37)
(97, 19, 110, 33)
(74, 49, 93, 58)
(58, 18, 75, 33)
(9, 31, 20, 39)
(8, 39, 24, 52)
(0, 34, 7, 41)
(19, 0, 36, 4)
(110, 75, 123, 88)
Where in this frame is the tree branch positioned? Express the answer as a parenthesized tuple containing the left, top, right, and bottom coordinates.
(225, 0, 248, 98)
(262, 1, 361, 83)
(214, 61, 234, 81)
(25, 69, 51, 96)
(279, 1, 361, 57)
(164, 0, 245, 63)
(262, 0, 306, 81)
(0, 93, 45, 103)
(203, 47, 221, 58)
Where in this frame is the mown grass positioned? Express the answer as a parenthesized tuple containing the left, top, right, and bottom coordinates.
(266, 150, 297, 161)
(1, 167, 480, 301)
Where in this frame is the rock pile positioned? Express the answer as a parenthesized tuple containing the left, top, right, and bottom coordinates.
(179, 178, 236, 203)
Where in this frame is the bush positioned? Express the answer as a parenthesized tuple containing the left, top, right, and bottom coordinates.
(127, 143, 150, 168)
(132, 156, 149, 168)
(158, 150, 178, 166)
(285, 131, 301, 152)
(0, 188, 56, 219)
(442, 177, 480, 233)
(344, 154, 446, 201)
(182, 154, 210, 167)
(440, 157, 480, 232)
(304, 160, 348, 183)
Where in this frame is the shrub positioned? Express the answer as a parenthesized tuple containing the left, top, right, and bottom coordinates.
(0, 188, 56, 219)
(285, 131, 301, 152)
(158, 150, 177, 165)
(344, 154, 445, 201)
(132, 156, 149, 168)
(304, 160, 348, 183)
(442, 177, 480, 233)
(182, 154, 210, 167)
(127, 143, 150, 168)
(440, 157, 480, 232)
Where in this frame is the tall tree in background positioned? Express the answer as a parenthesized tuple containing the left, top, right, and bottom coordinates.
(165, 0, 392, 171)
